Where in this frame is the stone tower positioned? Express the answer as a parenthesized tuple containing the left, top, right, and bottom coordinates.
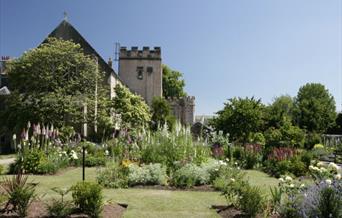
(119, 47, 162, 105)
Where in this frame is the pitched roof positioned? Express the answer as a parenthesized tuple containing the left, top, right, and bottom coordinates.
(0, 86, 10, 95)
(45, 20, 120, 81)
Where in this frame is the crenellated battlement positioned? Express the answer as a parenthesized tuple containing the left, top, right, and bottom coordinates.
(166, 96, 195, 124)
(120, 46, 161, 59)
(167, 96, 195, 105)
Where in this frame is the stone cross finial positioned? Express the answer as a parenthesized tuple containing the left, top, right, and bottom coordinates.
(63, 11, 68, 21)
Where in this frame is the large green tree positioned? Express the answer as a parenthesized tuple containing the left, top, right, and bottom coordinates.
(294, 83, 336, 133)
(112, 85, 151, 129)
(150, 96, 175, 130)
(1, 38, 104, 130)
(162, 65, 186, 98)
(266, 95, 295, 128)
(211, 97, 265, 143)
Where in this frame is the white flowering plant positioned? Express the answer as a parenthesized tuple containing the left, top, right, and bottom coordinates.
(309, 162, 341, 181)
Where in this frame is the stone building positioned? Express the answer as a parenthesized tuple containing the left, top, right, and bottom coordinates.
(1, 19, 196, 132)
(119, 47, 162, 105)
(118, 47, 195, 125)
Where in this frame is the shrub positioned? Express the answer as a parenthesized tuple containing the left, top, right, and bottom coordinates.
(300, 151, 313, 168)
(71, 182, 103, 217)
(46, 187, 72, 218)
(1, 173, 36, 217)
(96, 162, 128, 188)
(305, 133, 321, 149)
(239, 185, 265, 217)
(232, 146, 243, 161)
(289, 157, 306, 177)
(201, 158, 228, 182)
(11, 148, 69, 174)
(244, 151, 259, 169)
(213, 166, 246, 191)
(172, 163, 209, 188)
(299, 180, 342, 218)
(85, 155, 106, 167)
(128, 163, 168, 186)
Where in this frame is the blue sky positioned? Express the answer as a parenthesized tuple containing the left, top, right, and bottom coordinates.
(1, 0, 341, 115)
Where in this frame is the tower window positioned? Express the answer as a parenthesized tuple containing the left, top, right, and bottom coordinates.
(147, 66, 153, 74)
(137, 67, 143, 80)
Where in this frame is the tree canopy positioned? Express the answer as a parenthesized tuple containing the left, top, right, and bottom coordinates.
(1, 38, 103, 130)
(294, 83, 336, 133)
(211, 97, 265, 143)
(112, 85, 151, 129)
(266, 95, 295, 128)
(150, 96, 175, 130)
(162, 65, 186, 98)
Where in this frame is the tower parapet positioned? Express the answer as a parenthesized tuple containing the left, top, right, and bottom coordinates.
(167, 96, 195, 125)
(120, 46, 161, 60)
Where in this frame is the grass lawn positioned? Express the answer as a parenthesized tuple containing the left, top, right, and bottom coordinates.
(0, 168, 279, 218)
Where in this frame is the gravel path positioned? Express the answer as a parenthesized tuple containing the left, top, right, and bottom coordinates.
(0, 158, 15, 165)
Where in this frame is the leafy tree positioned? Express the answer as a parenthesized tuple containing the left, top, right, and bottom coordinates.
(150, 96, 175, 130)
(294, 83, 336, 133)
(0, 38, 102, 131)
(162, 65, 186, 98)
(112, 85, 151, 129)
(266, 95, 294, 128)
(211, 97, 265, 143)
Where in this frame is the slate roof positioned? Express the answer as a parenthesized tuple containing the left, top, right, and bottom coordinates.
(0, 86, 10, 95)
(45, 20, 120, 81)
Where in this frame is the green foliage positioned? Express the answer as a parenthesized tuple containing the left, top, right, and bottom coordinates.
(218, 167, 265, 217)
(96, 162, 128, 188)
(46, 187, 72, 218)
(239, 185, 265, 217)
(265, 117, 305, 147)
(112, 85, 151, 129)
(12, 148, 69, 174)
(85, 155, 106, 167)
(151, 96, 175, 130)
(244, 151, 260, 169)
(1, 38, 101, 130)
(1, 173, 36, 217)
(128, 163, 168, 186)
(266, 95, 294, 128)
(317, 186, 341, 218)
(211, 97, 264, 143)
(213, 166, 246, 192)
(249, 132, 266, 145)
(264, 156, 307, 178)
(162, 65, 186, 98)
(71, 182, 103, 218)
(139, 123, 211, 171)
(305, 132, 322, 149)
(294, 83, 336, 133)
(270, 186, 283, 212)
(171, 163, 210, 188)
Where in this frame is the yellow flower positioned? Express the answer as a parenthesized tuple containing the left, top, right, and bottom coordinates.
(122, 159, 132, 168)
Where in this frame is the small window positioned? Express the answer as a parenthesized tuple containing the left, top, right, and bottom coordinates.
(137, 67, 143, 80)
(147, 66, 153, 74)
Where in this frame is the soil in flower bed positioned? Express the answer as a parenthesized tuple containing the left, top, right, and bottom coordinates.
(132, 184, 218, 192)
(0, 201, 127, 218)
(212, 205, 280, 218)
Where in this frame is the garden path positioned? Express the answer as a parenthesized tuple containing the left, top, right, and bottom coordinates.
(0, 158, 15, 165)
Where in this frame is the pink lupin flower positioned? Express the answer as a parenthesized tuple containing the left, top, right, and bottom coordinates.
(32, 124, 37, 136)
(21, 128, 26, 140)
(42, 126, 46, 136)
